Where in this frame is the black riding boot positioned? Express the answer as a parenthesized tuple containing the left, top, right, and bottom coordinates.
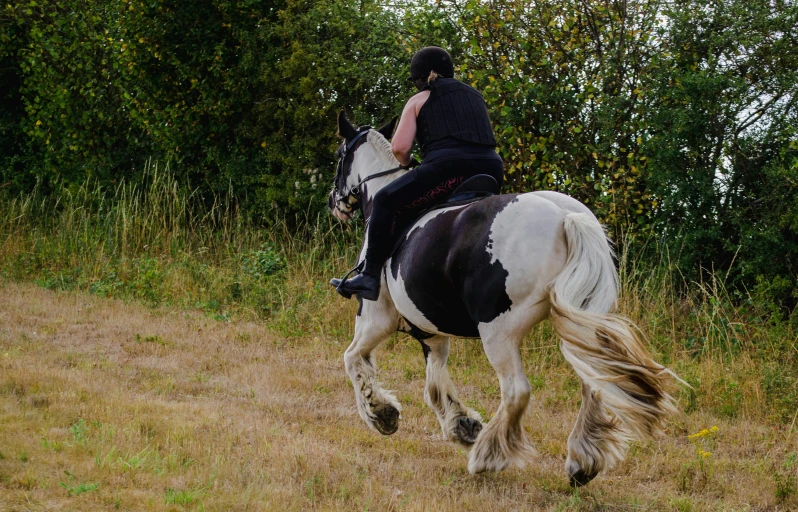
(330, 258, 382, 301)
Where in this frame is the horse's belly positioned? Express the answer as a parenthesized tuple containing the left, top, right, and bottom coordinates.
(384, 197, 519, 338)
(386, 266, 480, 338)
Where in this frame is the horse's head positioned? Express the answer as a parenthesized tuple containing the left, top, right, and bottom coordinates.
(329, 110, 399, 221)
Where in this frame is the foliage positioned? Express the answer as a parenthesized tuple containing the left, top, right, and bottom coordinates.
(59, 471, 99, 496)
(0, 0, 425, 212)
(643, 0, 798, 307)
(0, 164, 362, 337)
(0, 0, 797, 307)
(454, 0, 661, 234)
(242, 243, 283, 281)
(452, 0, 798, 307)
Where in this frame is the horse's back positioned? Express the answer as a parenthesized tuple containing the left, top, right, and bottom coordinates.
(386, 192, 574, 338)
(529, 190, 595, 217)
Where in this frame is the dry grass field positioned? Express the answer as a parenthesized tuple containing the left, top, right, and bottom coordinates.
(2, 280, 797, 511)
(0, 172, 796, 510)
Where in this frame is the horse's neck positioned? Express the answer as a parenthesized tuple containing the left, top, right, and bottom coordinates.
(352, 146, 406, 221)
(351, 147, 407, 265)
(360, 175, 396, 220)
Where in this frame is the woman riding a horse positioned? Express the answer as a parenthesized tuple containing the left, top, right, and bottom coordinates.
(327, 47, 679, 481)
(331, 46, 504, 300)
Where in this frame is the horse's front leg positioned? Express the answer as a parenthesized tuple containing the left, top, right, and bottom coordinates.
(344, 291, 402, 435)
(420, 335, 483, 445)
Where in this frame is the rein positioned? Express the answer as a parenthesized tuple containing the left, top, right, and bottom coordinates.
(350, 164, 406, 196)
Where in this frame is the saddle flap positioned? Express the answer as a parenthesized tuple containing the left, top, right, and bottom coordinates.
(451, 174, 499, 196)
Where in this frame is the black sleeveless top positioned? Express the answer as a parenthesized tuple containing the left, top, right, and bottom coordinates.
(415, 78, 497, 157)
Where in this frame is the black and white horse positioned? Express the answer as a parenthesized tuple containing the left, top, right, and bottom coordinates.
(329, 111, 678, 484)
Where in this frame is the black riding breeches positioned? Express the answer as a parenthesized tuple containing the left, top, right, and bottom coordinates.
(362, 147, 504, 275)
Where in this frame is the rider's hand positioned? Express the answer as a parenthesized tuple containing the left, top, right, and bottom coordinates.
(401, 157, 420, 170)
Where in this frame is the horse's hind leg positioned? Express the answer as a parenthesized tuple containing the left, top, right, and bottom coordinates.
(419, 335, 483, 445)
(566, 381, 629, 487)
(344, 295, 402, 435)
(468, 326, 537, 474)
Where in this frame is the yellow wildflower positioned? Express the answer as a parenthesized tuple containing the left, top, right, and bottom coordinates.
(688, 426, 719, 440)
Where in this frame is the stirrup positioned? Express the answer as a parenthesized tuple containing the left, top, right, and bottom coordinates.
(330, 261, 364, 299)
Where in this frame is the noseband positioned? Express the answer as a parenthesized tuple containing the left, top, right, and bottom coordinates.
(332, 128, 406, 219)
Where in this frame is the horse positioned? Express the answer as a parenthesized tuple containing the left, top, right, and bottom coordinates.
(328, 110, 679, 485)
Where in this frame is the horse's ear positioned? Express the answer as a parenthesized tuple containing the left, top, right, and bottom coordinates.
(376, 115, 399, 140)
(337, 109, 358, 141)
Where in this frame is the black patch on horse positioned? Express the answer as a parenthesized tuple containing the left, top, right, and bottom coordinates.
(401, 318, 434, 341)
(418, 340, 431, 361)
(389, 195, 519, 337)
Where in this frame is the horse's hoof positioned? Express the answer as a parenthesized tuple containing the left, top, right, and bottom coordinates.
(568, 469, 597, 488)
(372, 404, 399, 435)
(454, 416, 482, 445)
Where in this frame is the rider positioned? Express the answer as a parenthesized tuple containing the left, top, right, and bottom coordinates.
(332, 46, 504, 301)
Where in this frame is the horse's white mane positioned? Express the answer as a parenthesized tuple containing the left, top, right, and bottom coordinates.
(347, 129, 401, 191)
(366, 130, 398, 167)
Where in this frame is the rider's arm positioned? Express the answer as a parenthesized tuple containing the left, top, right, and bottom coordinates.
(392, 91, 429, 166)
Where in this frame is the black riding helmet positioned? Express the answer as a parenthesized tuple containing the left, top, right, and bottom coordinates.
(410, 46, 454, 82)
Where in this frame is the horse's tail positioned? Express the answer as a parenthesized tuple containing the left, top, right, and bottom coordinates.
(548, 212, 678, 440)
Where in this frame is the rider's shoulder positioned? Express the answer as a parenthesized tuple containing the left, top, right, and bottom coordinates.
(407, 90, 430, 112)
(410, 90, 431, 102)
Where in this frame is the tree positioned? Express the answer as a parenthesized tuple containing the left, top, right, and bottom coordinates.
(645, 0, 798, 306)
(451, 0, 664, 238)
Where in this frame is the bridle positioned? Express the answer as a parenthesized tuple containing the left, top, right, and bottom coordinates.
(332, 127, 406, 219)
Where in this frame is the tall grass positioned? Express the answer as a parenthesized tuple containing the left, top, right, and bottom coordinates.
(617, 236, 798, 423)
(0, 162, 360, 338)
(0, 163, 796, 422)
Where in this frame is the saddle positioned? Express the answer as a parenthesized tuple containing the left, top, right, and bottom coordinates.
(432, 174, 500, 210)
(389, 174, 499, 257)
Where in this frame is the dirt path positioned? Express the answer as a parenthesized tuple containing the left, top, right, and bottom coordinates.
(1, 282, 796, 511)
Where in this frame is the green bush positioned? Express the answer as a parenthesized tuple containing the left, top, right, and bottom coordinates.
(1, 0, 796, 308)
(0, 0, 430, 212)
